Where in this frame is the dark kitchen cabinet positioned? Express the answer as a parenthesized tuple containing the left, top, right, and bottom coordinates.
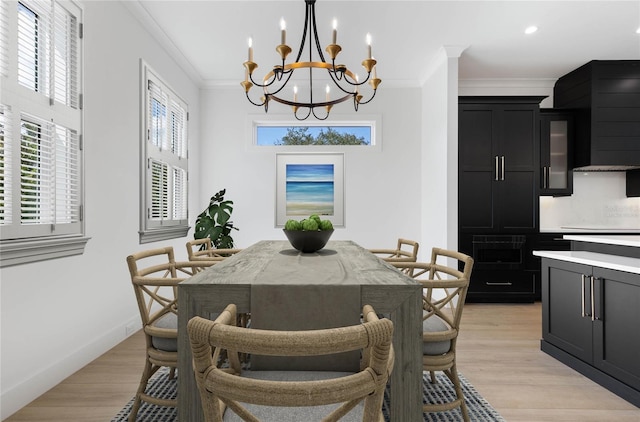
(628, 169, 640, 197)
(530, 233, 572, 300)
(539, 110, 574, 196)
(458, 96, 544, 302)
(541, 258, 640, 403)
(553, 60, 640, 168)
(459, 97, 543, 233)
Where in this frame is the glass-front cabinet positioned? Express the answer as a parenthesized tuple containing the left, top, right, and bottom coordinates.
(540, 110, 574, 196)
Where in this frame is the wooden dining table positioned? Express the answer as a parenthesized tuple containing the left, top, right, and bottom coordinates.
(177, 239, 423, 421)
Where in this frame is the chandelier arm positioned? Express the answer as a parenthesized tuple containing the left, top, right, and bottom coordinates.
(249, 72, 278, 89)
(311, 107, 330, 120)
(349, 71, 372, 86)
(354, 89, 378, 106)
(294, 107, 313, 120)
(328, 66, 372, 87)
(326, 70, 357, 96)
(263, 71, 296, 98)
(245, 91, 267, 107)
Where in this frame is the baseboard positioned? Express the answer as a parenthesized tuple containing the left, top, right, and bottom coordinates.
(1, 315, 140, 420)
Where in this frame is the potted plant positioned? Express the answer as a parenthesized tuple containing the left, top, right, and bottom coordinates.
(194, 189, 239, 249)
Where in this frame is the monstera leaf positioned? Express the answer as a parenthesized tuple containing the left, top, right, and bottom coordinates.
(194, 189, 239, 249)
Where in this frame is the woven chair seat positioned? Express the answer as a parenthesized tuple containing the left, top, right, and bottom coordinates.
(422, 314, 451, 356)
(150, 312, 178, 352)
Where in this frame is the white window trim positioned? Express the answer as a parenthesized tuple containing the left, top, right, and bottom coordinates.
(0, 0, 88, 268)
(139, 60, 189, 243)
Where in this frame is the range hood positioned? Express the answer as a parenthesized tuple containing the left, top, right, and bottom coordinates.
(554, 60, 640, 171)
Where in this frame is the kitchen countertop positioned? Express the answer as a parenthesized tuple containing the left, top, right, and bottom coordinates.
(540, 227, 640, 234)
(533, 250, 640, 274)
(562, 235, 640, 248)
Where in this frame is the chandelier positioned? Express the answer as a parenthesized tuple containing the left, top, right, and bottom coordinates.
(241, 0, 381, 120)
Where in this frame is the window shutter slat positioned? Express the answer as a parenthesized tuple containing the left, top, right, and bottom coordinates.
(17, 2, 40, 92)
(54, 123, 80, 223)
(20, 115, 53, 224)
(148, 80, 167, 150)
(0, 1, 9, 77)
(150, 159, 168, 221)
(170, 100, 186, 158)
(52, 2, 78, 108)
(0, 105, 12, 225)
(172, 167, 186, 220)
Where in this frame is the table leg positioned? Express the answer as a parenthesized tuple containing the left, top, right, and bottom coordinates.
(389, 287, 423, 421)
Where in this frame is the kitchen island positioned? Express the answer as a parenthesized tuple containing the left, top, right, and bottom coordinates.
(534, 235, 640, 407)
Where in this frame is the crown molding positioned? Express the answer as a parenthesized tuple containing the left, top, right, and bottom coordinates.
(121, 0, 204, 87)
(459, 78, 556, 89)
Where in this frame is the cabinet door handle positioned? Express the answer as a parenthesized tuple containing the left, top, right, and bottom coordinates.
(485, 282, 513, 286)
(581, 274, 586, 317)
(546, 166, 550, 188)
(592, 276, 601, 321)
(547, 166, 551, 188)
(543, 166, 548, 189)
(495, 156, 499, 181)
(501, 156, 505, 180)
(590, 275, 597, 321)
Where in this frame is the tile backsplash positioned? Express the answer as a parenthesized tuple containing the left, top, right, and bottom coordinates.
(540, 172, 640, 231)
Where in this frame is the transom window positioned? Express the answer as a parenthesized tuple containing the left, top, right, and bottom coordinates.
(251, 117, 380, 150)
(257, 125, 372, 146)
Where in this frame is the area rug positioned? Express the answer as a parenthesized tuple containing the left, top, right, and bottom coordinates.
(113, 369, 505, 421)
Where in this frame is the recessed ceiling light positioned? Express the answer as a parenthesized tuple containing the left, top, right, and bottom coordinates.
(636, 26, 640, 34)
(525, 26, 538, 35)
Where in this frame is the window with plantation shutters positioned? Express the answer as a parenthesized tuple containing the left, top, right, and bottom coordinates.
(0, 0, 86, 267)
(140, 62, 189, 243)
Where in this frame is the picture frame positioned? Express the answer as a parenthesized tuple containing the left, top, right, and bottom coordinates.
(275, 153, 345, 227)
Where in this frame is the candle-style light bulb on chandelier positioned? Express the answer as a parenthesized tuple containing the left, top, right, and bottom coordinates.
(241, 0, 381, 120)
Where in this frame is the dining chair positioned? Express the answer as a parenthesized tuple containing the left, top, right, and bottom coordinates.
(369, 238, 419, 263)
(187, 303, 394, 422)
(125, 246, 214, 421)
(392, 247, 474, 421)
(186, 237, 243, 262)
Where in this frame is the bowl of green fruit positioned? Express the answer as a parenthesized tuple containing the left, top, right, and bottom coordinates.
(283, 214, 334, 253)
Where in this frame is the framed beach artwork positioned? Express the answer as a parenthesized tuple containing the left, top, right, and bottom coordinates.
(275, 153, 345, 227)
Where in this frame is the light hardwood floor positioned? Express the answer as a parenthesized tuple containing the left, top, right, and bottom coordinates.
(5, 303, 640, 421)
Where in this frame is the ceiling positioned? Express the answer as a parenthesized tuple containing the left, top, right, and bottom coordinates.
(128, 0, 640, 88)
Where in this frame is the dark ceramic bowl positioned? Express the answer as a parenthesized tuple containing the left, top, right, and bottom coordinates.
(283, 229, 334, 253)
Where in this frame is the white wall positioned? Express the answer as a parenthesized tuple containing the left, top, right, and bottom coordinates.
(420, 48, 464, 258)
(199, 85, 423, 252)
(0, 2, 201, 418)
